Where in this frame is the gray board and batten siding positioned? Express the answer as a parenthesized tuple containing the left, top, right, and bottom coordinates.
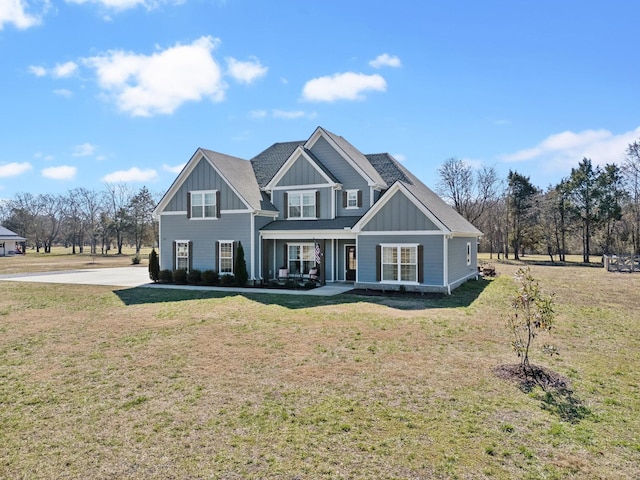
(357, 234, 445, 289)
(159, 212, 253, 273)
(309, 136, 373, 215)
(361, 189, 440, 232)
(163, 157, 247, 212)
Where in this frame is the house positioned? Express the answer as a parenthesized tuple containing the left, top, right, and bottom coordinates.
(0, 226, 26, 256)
(153, 127, 482, 293)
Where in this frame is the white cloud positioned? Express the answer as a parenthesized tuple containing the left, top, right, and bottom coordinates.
(0, 0, 46, 30)
(29, 65, 47, 77)
(42, 165, 77, 180)
(84, 36, 225, 117)
(248, 109, 267, 119)
(65, 0, 182, 12)
(273, 109, 316, 120)
(501, 126, 640, 175)
(0, 161, 32, 177)
(102, 167, 157, 182)
(302, 72, 386, 102)
(226, 57, 267, 84)
(53, 61, 78, 78)
(72, 143, 96, 157)
(162, 163, 185, 174)
(54, 88, 73, 98)
(369, 53, 401, 69)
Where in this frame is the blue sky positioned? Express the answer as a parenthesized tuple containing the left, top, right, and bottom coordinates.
(1, 0, 639, 200)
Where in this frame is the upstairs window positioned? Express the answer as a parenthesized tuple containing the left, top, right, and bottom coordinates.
(189, 190, 218, 219)
(343, 190, 362, 209)
(287, 191, 317, 219)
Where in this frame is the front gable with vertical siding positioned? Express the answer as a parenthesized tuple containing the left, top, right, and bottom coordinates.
(353, 182, 446, 234)
(162, 155, 247, 213)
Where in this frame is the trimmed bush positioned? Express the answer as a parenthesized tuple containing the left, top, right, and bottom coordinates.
(158, 269, 172, 283)
(187, 269, 202, 285)
(220, 274, 235, 286)
(172, 269, 187, 284)
(202, 270, 219, 286)
(234, 241, 249, 286)
(148, 249, 159, 282)
(131, 255, 141, 265)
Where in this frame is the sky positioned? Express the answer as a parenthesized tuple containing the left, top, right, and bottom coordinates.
(1, 0, 639, 201)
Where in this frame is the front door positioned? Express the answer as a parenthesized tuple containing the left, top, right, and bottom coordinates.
(345, 245, 356, 281)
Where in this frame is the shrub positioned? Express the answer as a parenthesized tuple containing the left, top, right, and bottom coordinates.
(506, 267, 556, 372)
(158, 269, 172, 283)
(202, 270, 219, 286)
(234, 241, 249, 286)
(172, 269, 187, 285)
(187, 269, 202, 285)
(131, 254, 141, 265)
(148, 249, 159, 282)
(220, 274, 235, 286)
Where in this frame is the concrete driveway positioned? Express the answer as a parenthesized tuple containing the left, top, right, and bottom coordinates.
(0, 267, 353, 296)
(0, 266, 151, 287)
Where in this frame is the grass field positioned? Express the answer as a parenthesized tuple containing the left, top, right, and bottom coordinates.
(0, 252, 639, 478)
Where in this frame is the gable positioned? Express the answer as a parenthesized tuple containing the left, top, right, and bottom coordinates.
(276, 156, 329, 187)
(308, 135, 371, 189)
(163, 156, 246, 212)
(360, 188, 441, 232)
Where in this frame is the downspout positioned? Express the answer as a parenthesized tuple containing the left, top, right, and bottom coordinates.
(250, 212, 255, 280)
(443, 234, 451, 294)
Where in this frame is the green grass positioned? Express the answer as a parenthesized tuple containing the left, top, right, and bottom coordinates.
(0, 261, 639, 478)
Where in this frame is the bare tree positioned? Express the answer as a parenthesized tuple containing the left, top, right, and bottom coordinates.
(623, 140, 640, 254)
(103, 183, 133, 254)
(437, 158, 499, 225)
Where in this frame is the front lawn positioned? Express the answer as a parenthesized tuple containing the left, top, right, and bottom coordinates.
(0, 262, 638, 478)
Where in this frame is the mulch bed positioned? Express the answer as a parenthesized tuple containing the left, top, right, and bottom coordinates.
(493, 363, 571, 393)
(347, 288, 446, 300)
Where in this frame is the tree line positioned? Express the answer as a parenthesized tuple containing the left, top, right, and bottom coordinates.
(437, 138, 640, 261)
(0, 184, 159, 255)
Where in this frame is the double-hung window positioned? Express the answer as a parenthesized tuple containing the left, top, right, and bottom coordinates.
(175, 241, 190, 271)
(381, 244, 418, 283)
(288, 244, 315, 274)
(190, 190, 217, 219)
(346, 190, 359, 208)
(288, 191, 316, 219)
(219, 241, 234, 274)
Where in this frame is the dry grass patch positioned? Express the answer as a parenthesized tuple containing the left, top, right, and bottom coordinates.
(1, 262, 639, 478)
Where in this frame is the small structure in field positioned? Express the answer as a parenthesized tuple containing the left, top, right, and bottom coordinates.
(603, 254, 640, 273)
(0, 226, 26, 256)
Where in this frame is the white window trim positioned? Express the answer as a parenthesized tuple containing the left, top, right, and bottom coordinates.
(190, 189, 217, 220)
(175, 240, 190, 272)
(345, 189, 359, 209)
(380, 243, 419, 284)
(287, 190, 317, 220)
(219, 240, 234, 275)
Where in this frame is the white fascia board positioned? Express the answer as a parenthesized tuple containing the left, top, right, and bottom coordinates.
(154, 148, 253, 215)
(260, 230, 357, 240)
(264, 145, 337, 191)
(161, 210, 187, 216)
(352, 182, 449, 233)
(153, 148, 203, 216)
(304, 127, 381, 189)
(270, 183, 335, 191)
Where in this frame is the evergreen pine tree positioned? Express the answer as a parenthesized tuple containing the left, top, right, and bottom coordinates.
(148, 248, 160, 282)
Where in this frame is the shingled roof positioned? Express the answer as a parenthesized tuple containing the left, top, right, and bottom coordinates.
(251, 141, 304, 188)
(364, 153, 481, 235)
(201, 149, 278, 212)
